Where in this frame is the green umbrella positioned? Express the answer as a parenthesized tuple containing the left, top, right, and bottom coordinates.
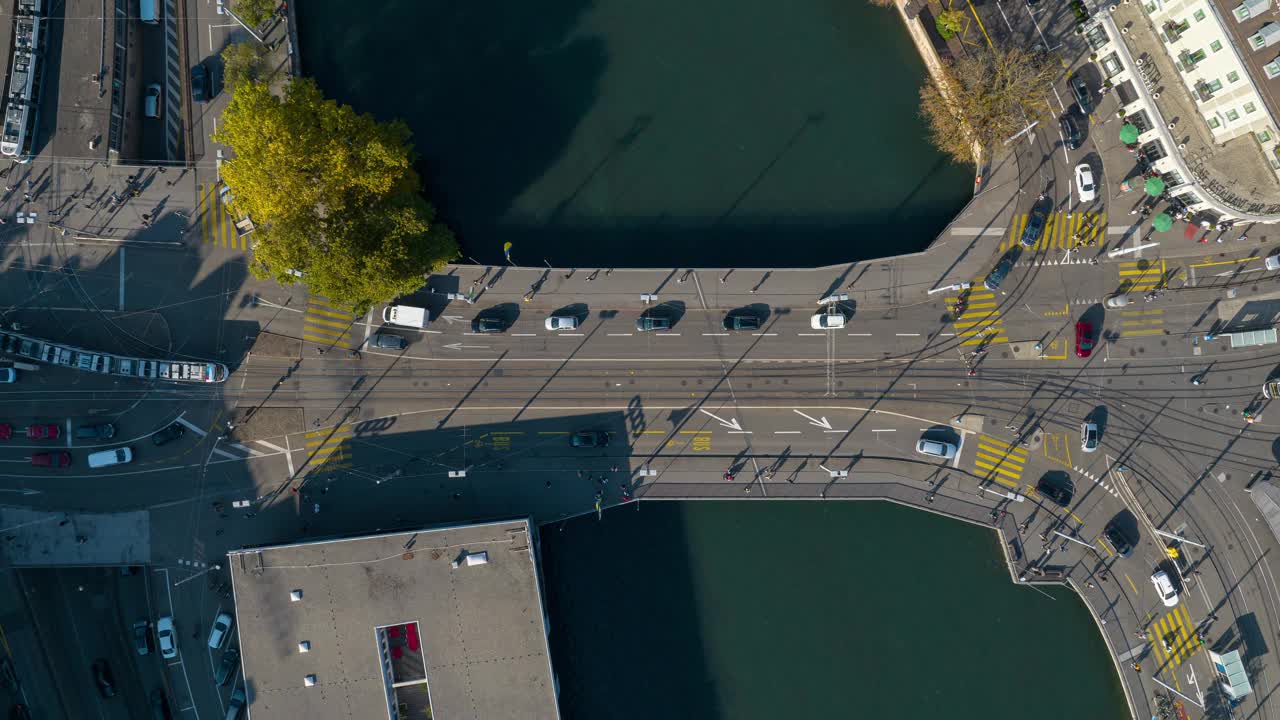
(1151, 213, 1173, 232)
(1119, 124, 1140, 144)
(1145, 177, 1166, 196)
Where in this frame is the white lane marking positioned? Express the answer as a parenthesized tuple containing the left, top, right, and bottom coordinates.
(871, 428, 896, 432)
(229, 443, 265, 457)
(774, 431, 801, 434)
(797, 333, 825, 336)
(703, 333, 729, 336)
(65, 419, 71, 447)
(173, 416, 208, 437)
(751, 333, 776, 336)
(607, 333, 633, 337)
(847, 333, 872, 336)
(512, 333, 537, 337)
(365, 309, 373, 344)
(726, 431, 753, 434)
(558, 333, 584, 337)
(940, 333, 956, 337)
(951, 433, 967, 468)
(211, 447, 239, 460)
(823, 429, 848, 433)
(119, 247, 126, 310)
(254, 440, 286, 453)
(896, 333, 921, 337)
(283, 433, 295, 477)
(656, 333, 681, 337)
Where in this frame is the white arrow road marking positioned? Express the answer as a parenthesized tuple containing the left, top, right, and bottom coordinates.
(173, 417, 208, 437)
(442, 343, 490, 351)
(698, 409, 743, 431)
(793, 410, 832, 430)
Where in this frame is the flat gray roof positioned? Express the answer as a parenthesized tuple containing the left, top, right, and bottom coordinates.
(227, 519, 559, 720)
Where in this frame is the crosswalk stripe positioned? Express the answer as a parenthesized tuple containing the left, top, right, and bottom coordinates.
(302, 325, 350, 339)
(305, 315, 353, 331)
(306, 429, 352, 439)
(305, 306, 354, 321)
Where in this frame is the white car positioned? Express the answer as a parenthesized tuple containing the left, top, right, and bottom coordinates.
(1151, 570, 1179, 607)
(915, 438, 957, 459)
(1080, 421, 1099, 453)
(156, 616, 177, 659)
(1075, 164, 1097, 203)
(207, 612, 233, 649)
(810, 309, 845, 330)
(0, 368, 13, 383)
(544, 315, 579, 331)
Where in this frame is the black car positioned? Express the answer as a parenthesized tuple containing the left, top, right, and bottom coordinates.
(1060, 114, 1082, 150)
(1104, 521, 1136, 558)
(191, 63, 207, 103)
(1036, 477, 1073, 507)
(370, 332, 407, 350)
(151, 422, 185, 446)
(92, 659, 116, 698)
(569, 430, 609, 448)
(1070, 74, 1093, 115)
(984, 252, 1016, 291)
(472, 317, 506, 334)
(75, 423, 116, 440)
(723, 314, 760, 331)
(1019, 209, 1047, 248)
(636, 313, 673, 332)
(215, 648, 241, 686)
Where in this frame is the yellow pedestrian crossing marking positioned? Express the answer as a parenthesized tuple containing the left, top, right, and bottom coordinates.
(304, 426, 353, 472)
(304, 296, 356, 348)
(198, 183, 250, 251)
(1118, 259, 1166, 292)
(972, 435, 1027, 487)
(1118, 308, 1165, 337)
(1148, 604, 1198, 668)
(948, 290, 1008, 346)
(1000, 212, 1106, 251)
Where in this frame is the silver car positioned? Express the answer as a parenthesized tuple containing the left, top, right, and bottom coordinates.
(915, 438, 957, 459)
(1081, 421, 1100, 452)
(545, 315, 579, 331)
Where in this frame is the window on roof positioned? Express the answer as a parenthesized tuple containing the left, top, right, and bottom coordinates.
(1245, 102, 1258, 114)
(1228, 71, 1240, 83)
(1208, 116, 1222, 129)
(1260, 130, 1273, 143)
(1208, 78, 1224, 92)
(1226, 108, 1240, 121)
(1193, 9, 1205, 21)
(1211, 40, 1223, 53)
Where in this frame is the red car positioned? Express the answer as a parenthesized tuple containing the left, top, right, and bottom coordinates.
(30, 451, 71, 468)
(0, 424, 10, 440)
(1075, 321, 1094, 358)
(26, 424, 60, 440)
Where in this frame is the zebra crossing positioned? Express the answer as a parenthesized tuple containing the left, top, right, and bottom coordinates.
(199, 183, 250, 251)
(163, 0, 183, 160)
(305, 426, 353, 473)
(1119, 259, 1166, 292)
(1000, 212, 1106, 252)
(303, 297, 357, 349)
(1117, 308, 1165, 337)
(948, 289, 1008, 346)
(972, 435, 1027, 488)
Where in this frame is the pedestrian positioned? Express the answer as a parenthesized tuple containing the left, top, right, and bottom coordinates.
(926, 493, 935, 503)
(744, 485, 752, 494)
(724, 471, 734, 482)
(1132, 662, 1141, 672)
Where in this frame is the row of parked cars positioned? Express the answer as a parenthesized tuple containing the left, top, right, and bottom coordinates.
(471, 309, 850, 333)
(0, 421, 185, 469)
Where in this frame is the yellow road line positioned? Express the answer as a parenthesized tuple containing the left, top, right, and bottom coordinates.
(1125, 574, 1138, 595)
(678, 430, 711, 434)
(305, 316, 354, 331)
(1120, 309, 1164, 316)
(1097, 536, 1114, 557)
(1120, 328, 1166, 336)
(1189, 257, 1254, 268)
(306, 306, 354, 321)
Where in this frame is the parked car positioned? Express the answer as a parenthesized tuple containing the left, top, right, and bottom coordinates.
(1060, 113, 1082, 150)
(1264, 380, 1280, 399)
(26, 424, 59, 440)
(133, 620, 152, 656)
(0, 369, 14, 383)
(88, 447, 132, 468)
(1265, 251, 1280, 271)
(208, 612, 233, 649)
(1151, 570, 1179, 607)
(1081, 421, 1100, 452)
(226, 688, 246, 720)
(569, 430, 609, 448)
(30, 451, 71, 468)
(1075, 163, 1096, 203)
(151, 422, 185, 446)
(75, 423, 116, 440)
(1070, 73, 1093, 114)
(1075, 321, 1094, 358)
(915, 438, 957, 459)
(544, 315, 580, 331)
(190, 63, 207, 103)
(215, 648, 240, 686)
(369, 332, 407, 350)
(723, 314, 761, 331)
(144, 84, 162, 119)
(0, 424, 10, 440)
(91, 659, 116, 698)
(1036, 477, 1073, 506)
(1020, 209, 1047, 248)
(156, 616, 177, 659)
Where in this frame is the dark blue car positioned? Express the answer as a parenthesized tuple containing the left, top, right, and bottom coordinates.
(1020, 210, 1047, 248)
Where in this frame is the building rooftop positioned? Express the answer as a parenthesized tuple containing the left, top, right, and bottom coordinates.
(227, 519, 559, 720)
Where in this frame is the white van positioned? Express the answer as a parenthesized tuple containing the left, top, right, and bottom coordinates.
(88, 447, 133, 468)
(382, 305, 428, 329)
(140, 0, 159, 23)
